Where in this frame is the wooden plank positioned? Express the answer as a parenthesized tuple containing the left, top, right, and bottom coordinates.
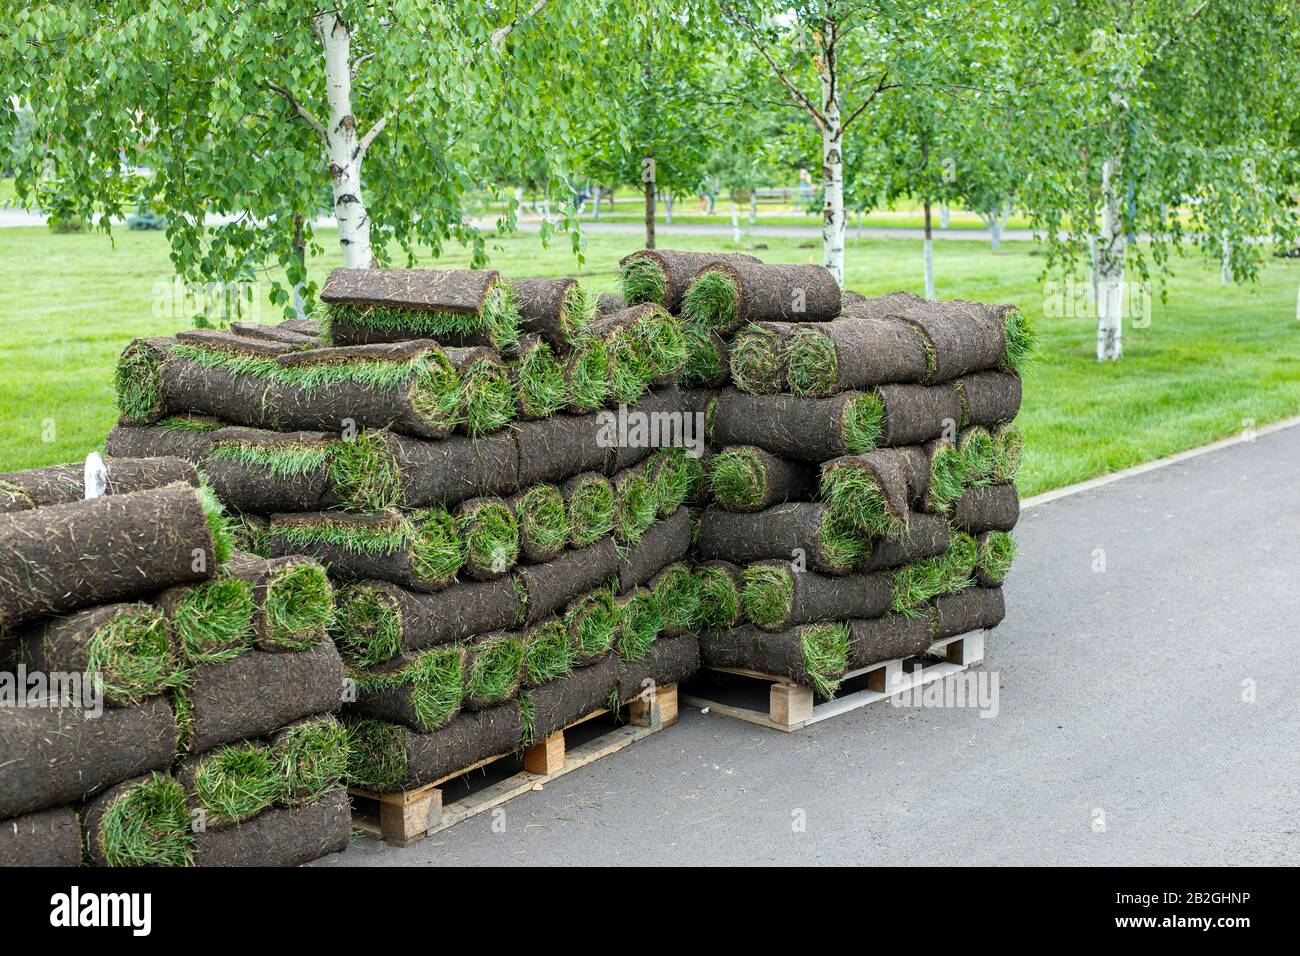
(523, 730, 566, 775)
(769, 683, 814, 727)
(627, 682, 677, 728)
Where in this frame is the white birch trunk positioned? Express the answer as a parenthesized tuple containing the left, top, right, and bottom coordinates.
(316, 13, 371, 269)
(923, 238, 935, 300)
(939, 205, 950, 229)
(749, 192, 758, 224)
(664, 193, 673, 225)
(593, 188, 602, 220)
(1096, 156, 1125, 361)
(990, 215, 1003, 252)
(730, 199, 741, 244)
(1220, 229, 1231, 284)
(820, 70, 845, 286)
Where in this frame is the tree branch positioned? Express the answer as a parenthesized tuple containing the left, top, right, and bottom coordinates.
(350, 52, 375, 80)
(490, 0, 553, 52)
(720, 2, 829, 131)
(840, 71, 897, 130)
(266, 80, 327, 142)
(355, 115, 387, 159)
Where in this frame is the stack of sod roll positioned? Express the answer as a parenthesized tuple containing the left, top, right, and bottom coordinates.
(107, 267, 706, 800)
(618, 250, 1029, 697)
(0, 462, 348, 867)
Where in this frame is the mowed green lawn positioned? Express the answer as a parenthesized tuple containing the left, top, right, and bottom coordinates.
(0, 224, 1296, 496)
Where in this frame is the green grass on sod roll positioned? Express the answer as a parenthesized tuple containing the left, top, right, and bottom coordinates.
(1003, 308, 1037, 374)
(620, 256, 667, 306)
(801, 622, 852, 697)
(680, 322, 724, 387)
(567, 477, 616, 546)
(86, 606, 187, 704)
(566, 337, 611, 411)
(695, 565, 740, 630)
(978, 531, 1017, 583)
(460, 357, 516, 437)
(114, 340, 165, 422)
(682, 269, 738, 330)
(649, 447, 694, 514)
(616, 590, 662, 662)
(708, 447, 766, 510)
(319, 280, 522, 351)
(274, 509, 463, 581)
(561, 284, 597, 342)
(158, 415, 223, 432)
(960, 427, 998, 486)
(197, 484, 234, 565)
(729, 324, 785, 394)
(263, 561, 333, 649)
(171, 578, 255, 664)
(517, 484, 569, 555)
(344, 717, 407, 792)
(273, 715, 350, 803)
(615, 473, 658, 544)
(517, 341, 567, 418)
(192, 742, 281, 826)
(740, 564, 794, 628)
(523, 619, 578, 685)
(946, 531, 979, 582)
(639, 312, 689, 378)
(460, 501, 519, 576)
(653, 563, 701, 633)
(208, 438, 334, 481)
(608, 326, 656, 404)
(842, 393, 886, 454)
(466, 636, 525, 704)
(329, 430, 403, 511)
(890, 537, 977, 617)
(96, 772, 193, 867)
(410, 508, 466, 582)
(786, 329, 838, 398)
(928, 445, 967, 514)
(331, 584, 402, 667)
(821, 467, 906, 538)
(518, 691, 537, 747)
(355, 647, 465, 730)
(818, 512, 872, 571)
(565, 587, 619, 658)
(992, 425, 1024, 482)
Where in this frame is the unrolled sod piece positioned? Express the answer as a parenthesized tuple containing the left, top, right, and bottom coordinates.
(224, 552, 332, 652)
(847, 613, 934, 669)
(562, 472, 616, 548)
(260, 509, 463, 593)
(0, 698, 179, 819)
(694, 561, 744, 631)
(932, 586, 1006, 639)
(514, 535, 620, 625)
(684, 260, 841, 334)
(785, 316, 929, 398)
(860, 512, 951, 571)
(728, 322, 804, 395)
(698, 621, 852, 696)
(619, 249, 760, 312)
(512, 277, 595, 348)
(955, 370, 1022, 426)
(191, 788, 351, 867)
(18, 602, 184, 707)
(180, 641, 345, 753)
(617, 633, 700, 704)
(616, 506, 691, 592)
(0, 456, 199, 515)
(82, 773, 192, 867)
(876, 382, 962, 446)
(345, 702, 524, 792)
(515, 412, 608, 486)
(508, 484, 568, 564)
(331, 577, 520, 666)
(0, 807, 82, 866)
(711, 390, 884, 463)
(709, 445, 817, 512)
(525, 654, 619, 744)
(320, 267, 519, 351)
(951, 483, 1020, 533)
(350, 645, 467, 732)
(0, 481, 223, 633)
(462, 632, 525, 710)
(740, 562, 890, 631)
(695, 503, 868, 575)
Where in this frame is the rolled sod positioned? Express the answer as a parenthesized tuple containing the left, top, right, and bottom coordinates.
(619, 249, 760, 312)
(17, 602, 184, 706)
(456, 497, 520, 581)
(270, 714, 349, 806)
(613, 587, 663, 663)
(683, 261, 841, 334)
(320, 267, 520, 351)
(649, 562, 701, 637)
(951, 483, 1020, 533)
(888, 535, 979, 618)
(616, 506, 691, 592)
(612, 465, 658, 545)
(617, 633, 700, 704)
(350, 646, 466, 732)
(520, 618, 578, 687)
(991, 423, 1024, 484)
(1001, 307, 1037, 375)
(647, 447, 704, 517)
(512, 335, 568, 420)
(385, 429, 518, 510)
(178, 741, 280, 829)
(564, 586, 619, 662)
(179, 641, 344, 753)
(740, 562, 890, 631)
(679, 322, 730, 389)
(118, 336, 464, 440)
(709, 445, 816, 512)
(728, 322, 802, 395)
(955, 370, 1022, 426)
(886, 298, 1008, 384)
(153, 570, 256, 668)
(512, 277, 595, 348)
(596, 304, 685, 403)
(462, 633, 525, 709)
(847, 613, 934, 669)
(224, 552, 332, 652)
(515, 413, 608, 486)
(820, 451, 917, 538)
(190, 787, 350, 867)
(561, 336, 612, 413)
(958, 424, 998, 486)
(695, 503, 869, 575)
(508, 484, 569, 564)
(711, 390, 885, 463)
(933, 586, 1006, 638)
(0, 481, 222, 633)
(860, 512, 951, 571)
(785, 317, 929, 398)
(596, 290, 626, 315)
(976, 531, 1017, 587)
(876, 383, 963, 446)
(698, 621, 852, 697)
(562, 472, 616, 547)
(602, 387, 687, 475)
(447, 346, 516, 437)
(0, 807, 81, 866)
(260, 509, 463, 593)
(514, 535, 619, 626)
(345, 702, 524, 793)
(83, 773, 192, 867)
(0, 456, 199, 515)
(694, 561, 743, 631)
(331, 577, 519, 666)
(526, 654, 619, 744)
(0, 698, 179, 819)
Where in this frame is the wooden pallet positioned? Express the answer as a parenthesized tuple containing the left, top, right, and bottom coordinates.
(349, 682, 677, 847)
(681, 631, 986, 732)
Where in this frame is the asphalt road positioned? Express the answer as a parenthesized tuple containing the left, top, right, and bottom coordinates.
(324, 423, 1300, 866)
